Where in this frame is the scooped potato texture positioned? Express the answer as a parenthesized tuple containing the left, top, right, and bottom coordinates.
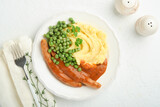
(68, 22, 108, 65)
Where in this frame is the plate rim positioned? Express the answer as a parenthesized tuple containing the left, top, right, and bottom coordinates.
(32, 11, 120, 101)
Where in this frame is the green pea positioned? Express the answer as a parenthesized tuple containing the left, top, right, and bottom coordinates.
(51, 57, 54, 60)
(60, 57, 63, 61)
(59, 37, 62, 39)
(66, 42, 69, 45)
(69, 62, 72, 65)
(68, 56, 72, 61)
(74, 49, 77, 52)
(50, 30, 53, 33)
(69, 53, 72, 56)
(49, 31, 53, 35)
(63, 57, 66, 61)
(60, 30, 63, 33)
(56, 47, 59, 51)
(60, 50, 63, 52)
(58, 21, 61, 24)
(60, 47, 63, 50)
(60, 29, 63, 32)
(67, 29, 70, 33)
(56, 24, 60, 28)
(53, 36, 57, 40)
(59, 44, 62, 48)
(53, 41, 56, 44)
(60, 40, 63, 43)
(71, 20, 75, 24)
(53, 49, 56, 52)
(50, 47, 54, 50)
(62, 25, 67, 28)
(53, 59, 56, 63)
(69, 18, 73, 22)
(65, 63, 70, 67)
(55, 54, 59, 59)
(50, 37, 53, 42)
(74, 65, 78, 69)
(63, 39, 67, 43)
(55, 43, 59, 46)
(45, 34, 50, 39)
(49, 26, 52, 29)
(78, 67, 82, 71)
(58, 53, 62, 58)
(77, 47, 80, 51)
(59, 44, 62, 46)
(65, 53, 69, 57)
(66, 45, 70, 49)
(67, 24, 71, 27)
(69, 41, 72, 45)
(55, 61, 59, 65)
(64, 49, 67, 52)
(49, 42, 54, 46)
(53, 26, 56, 29)
(43, 34, 47, 38)
(57, 39, 60, 44)
(62, 35, 66, 38)
(62, 31, 67, 35)
(54, 29, 58, 32)
(59, 27, 62, 30)
(56, 51, 59, 53)
(68, 50, 72, 54)
(66, 38, 70, 41)
(61, 54, 64, 58)
(62, 21, 65, 24)
(57, 32, 60, 35)
(72, 49, 75, 53)
(71, 63, 74, 66)
(48, 49, 52, 53)
(60, 24, 63, 27)
(63, 43, 66, 46)
(74, 61, 77, 65)
(64, 60, 67, 63)
(72, 58, 76, 61)
(52, 34, 55, 37)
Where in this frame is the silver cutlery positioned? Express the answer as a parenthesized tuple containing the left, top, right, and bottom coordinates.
(11, 42, 40, 107)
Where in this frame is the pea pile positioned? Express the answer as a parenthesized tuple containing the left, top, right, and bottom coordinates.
(44, 18, 82, 72)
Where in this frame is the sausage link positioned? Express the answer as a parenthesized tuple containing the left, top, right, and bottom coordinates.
(41, 39, 82, 87)
(51, 52, 101, 89)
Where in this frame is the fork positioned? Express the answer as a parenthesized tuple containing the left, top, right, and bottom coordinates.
(11, 43, 40, 107)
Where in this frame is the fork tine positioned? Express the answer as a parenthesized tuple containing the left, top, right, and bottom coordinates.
(10, 43, 22, 59)
(10, 45, 17, 59)
(15, 43, 23, 58)
(14, 43, 20, 59)
(17, 43, 24, 57)
(14, 43, 20, 58)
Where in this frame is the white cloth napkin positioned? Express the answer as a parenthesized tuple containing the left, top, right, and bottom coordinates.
(0, 36, 56, 107)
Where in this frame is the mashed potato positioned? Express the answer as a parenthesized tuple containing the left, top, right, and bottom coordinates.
(68, 22, 108, 65)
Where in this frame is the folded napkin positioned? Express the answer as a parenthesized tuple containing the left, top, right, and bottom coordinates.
(0, 36, 56, 107)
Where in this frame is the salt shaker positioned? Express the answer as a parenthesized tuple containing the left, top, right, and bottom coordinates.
(135, 15, 159, 36)
(115, 0, 139, 15)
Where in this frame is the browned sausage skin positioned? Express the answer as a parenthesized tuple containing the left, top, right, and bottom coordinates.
(51, 52, 101, 89)
(41, 39, 82, 87)
(81, 59, 108, 81)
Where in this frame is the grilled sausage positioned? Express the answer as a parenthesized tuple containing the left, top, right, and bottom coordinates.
(41, 39, 82, 87)
(51, 52, 101, 89)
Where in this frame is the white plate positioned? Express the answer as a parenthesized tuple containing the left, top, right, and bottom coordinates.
(32, 11, 119, 100)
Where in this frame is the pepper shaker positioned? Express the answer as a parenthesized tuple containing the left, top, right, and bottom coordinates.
(115, 0, 139, 15)
(135, 15, 159, 36)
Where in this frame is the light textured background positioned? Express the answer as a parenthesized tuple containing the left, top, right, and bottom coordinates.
(0, 0, 160, 107)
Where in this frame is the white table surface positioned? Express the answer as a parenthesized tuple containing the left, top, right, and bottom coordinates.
(0, 0, 160, 107)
